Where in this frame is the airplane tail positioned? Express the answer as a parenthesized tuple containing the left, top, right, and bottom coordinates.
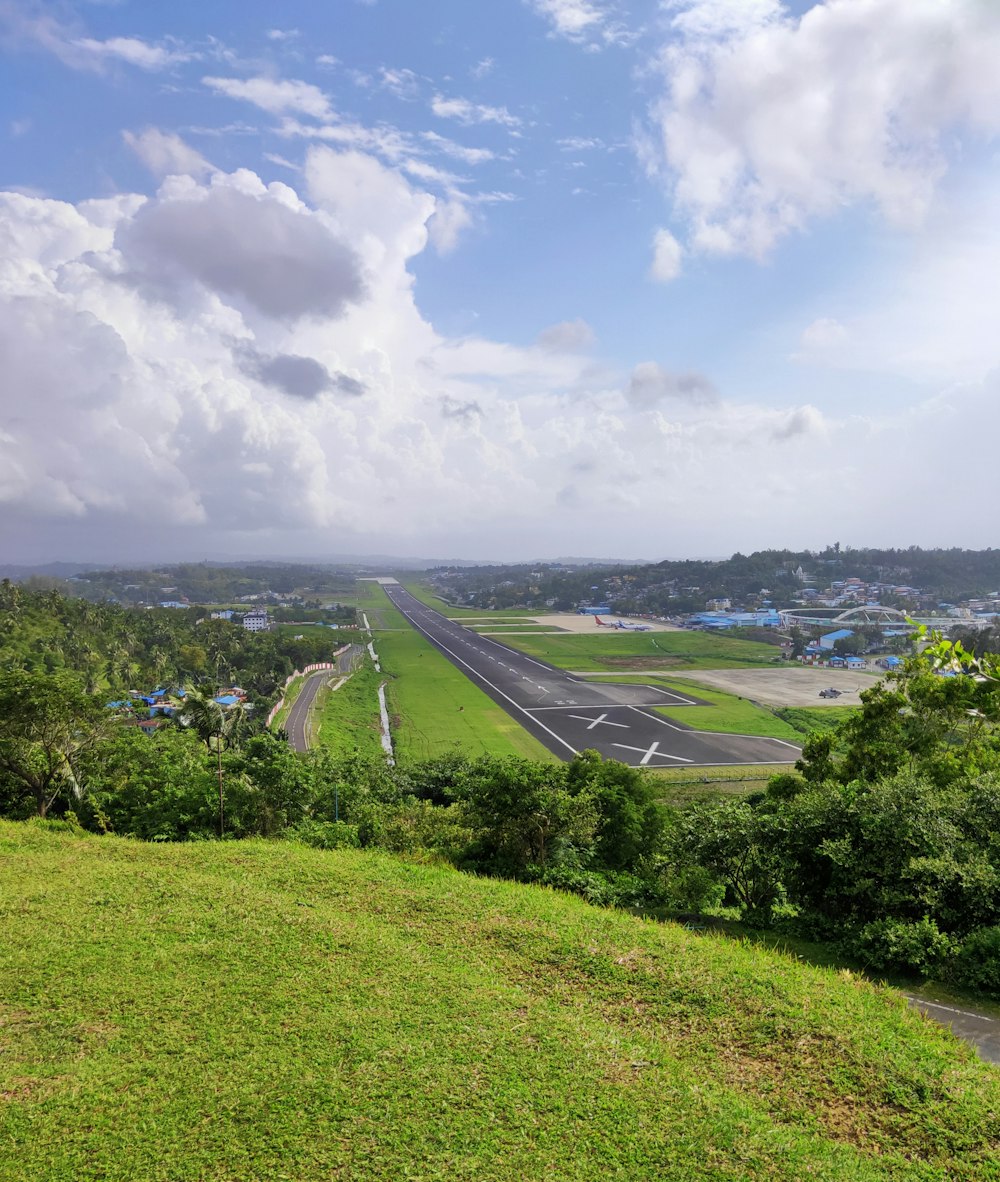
(595, 616, 607, 626)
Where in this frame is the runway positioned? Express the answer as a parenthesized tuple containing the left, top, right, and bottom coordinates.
(381, 584, 800, 769)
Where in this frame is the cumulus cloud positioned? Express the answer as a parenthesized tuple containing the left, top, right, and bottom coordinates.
(646, 0, 1000, 257)
(117, 174, 366, 321)
(626, 361, 717, 409)
(649, 227, 682, 282)
(203, 75, 333, 119)
(123, 128, 213, 179)
(4, 143, 997, 562)
(537, 318, 595, 352)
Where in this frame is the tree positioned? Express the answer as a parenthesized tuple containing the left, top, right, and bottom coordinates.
(178, 691, 251, 836)
(0, 670, 112, 818)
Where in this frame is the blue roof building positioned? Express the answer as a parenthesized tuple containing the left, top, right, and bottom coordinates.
(819, 629, 854, 649)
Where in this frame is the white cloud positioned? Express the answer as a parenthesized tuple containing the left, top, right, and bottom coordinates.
(470, 57, 495, 79)
(431, 94, 521, 129)
(73, 35, 192, 71)
(537, 319, 595, 352)
(526, 0, 612, 44)
(647, 0, 1000, 258)
(204, 75, 333, 120)
(649, 227, 682, 282)
(123, 128, 213, 179)
(420, 131, 495, 165)
(4, 147, 999, 561)
(378, 66, 420, 99)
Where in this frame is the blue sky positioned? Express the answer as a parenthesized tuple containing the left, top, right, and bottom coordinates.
(2, 0, 999, 563)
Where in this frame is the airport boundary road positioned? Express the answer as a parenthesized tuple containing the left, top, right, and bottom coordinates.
(381, 584, 799, 769)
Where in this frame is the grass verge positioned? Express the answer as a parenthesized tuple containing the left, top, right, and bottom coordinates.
(376, 627, 557, 763)
(500, 630, 781, 671)
(2, 823, 999, 1182)
(314, 661, 385, 759)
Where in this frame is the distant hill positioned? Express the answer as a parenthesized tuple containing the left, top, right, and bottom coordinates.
(0, 562, 105, 581)
(2, 821, 998, 1181)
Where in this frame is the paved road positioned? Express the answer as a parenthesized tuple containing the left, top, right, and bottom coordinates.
(285, 671, 329, 753)
(285, 645, 363, 753)
(382, 585, 800, 769)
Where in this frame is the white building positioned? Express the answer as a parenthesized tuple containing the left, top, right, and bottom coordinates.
(242, 610, 271, 633)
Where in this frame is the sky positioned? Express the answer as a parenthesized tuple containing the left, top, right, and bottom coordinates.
(1, 0, 999, 565)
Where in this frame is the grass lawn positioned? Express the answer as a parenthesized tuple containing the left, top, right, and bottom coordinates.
(501, 630, 781, 672)
(3, 823, 999, 1182)
(376, 627, 557, 763)
(468, 624, 557, 633)
(314, 660, 385, 759)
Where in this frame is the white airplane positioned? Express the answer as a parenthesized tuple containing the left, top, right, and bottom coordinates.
(594, 616, 652, 632)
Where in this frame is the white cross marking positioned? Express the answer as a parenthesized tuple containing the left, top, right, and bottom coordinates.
(568, 713, 630, 730)
(612, 742, 693, 765)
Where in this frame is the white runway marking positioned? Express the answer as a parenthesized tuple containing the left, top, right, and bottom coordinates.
(568, 713, 630, 730)
(613, 741, 692, 765)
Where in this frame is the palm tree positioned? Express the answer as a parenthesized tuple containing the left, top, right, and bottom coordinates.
(180, 691, 249, 837)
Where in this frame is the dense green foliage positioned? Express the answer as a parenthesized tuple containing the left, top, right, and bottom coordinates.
(672, 637, 1000, 994)
(0, 579, 340, 700)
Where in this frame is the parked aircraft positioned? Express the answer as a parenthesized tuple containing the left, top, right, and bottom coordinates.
(594, 616, 652, 632)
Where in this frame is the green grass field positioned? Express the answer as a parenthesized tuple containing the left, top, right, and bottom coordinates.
(314, 661, 385, 759)
(500, 630, 781, 672)
(3, 822, 999, 1181)
(376, 627, 556, 763)
(468, 623, 557, 633)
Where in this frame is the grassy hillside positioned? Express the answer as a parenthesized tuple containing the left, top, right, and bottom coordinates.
(2, 823, 999, 1181)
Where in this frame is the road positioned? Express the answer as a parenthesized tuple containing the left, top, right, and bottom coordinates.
(285, 645, 362, 753)
(381, 584, 800, 769)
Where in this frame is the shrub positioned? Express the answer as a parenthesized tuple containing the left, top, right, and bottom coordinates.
(941, 926, 1000, 996)
(851, 916, 953, 975)
(286, 819, 360, 850)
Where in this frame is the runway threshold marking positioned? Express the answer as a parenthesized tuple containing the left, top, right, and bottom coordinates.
(613, 741, 693, 765)
(568, 713, 630, 730)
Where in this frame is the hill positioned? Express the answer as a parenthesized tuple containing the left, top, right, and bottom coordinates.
(1, 823, 999, 1180)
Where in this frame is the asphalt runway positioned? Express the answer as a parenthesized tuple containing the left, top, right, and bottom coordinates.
(382, 584, 800, 769)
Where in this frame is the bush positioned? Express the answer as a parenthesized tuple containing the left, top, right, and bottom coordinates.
(941, 926, 1000, 996)
(286, 819, 360, 850)
(851, 916, 953, 975)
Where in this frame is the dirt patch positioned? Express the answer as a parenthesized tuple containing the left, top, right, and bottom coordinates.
(666, 666, 882, 707)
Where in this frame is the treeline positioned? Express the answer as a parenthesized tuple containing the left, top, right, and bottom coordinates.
(0, 581, 342, 703)
(66, 562, 359, 605)
(434, 545, 1000, 617)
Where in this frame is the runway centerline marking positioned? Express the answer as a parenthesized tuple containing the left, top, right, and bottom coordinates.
(568, 713, 630, 730)
(613, 741, 693, 765)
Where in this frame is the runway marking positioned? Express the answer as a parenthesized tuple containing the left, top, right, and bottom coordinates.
(569, 713, 630, 730)
(390, 603, 579, 758)
(613, 741, 692, 765)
